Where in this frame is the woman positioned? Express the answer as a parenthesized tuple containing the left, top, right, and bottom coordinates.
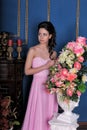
(22, 21, 58, 130)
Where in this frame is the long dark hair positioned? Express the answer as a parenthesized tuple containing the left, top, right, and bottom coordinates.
(38, 21, 56, 59)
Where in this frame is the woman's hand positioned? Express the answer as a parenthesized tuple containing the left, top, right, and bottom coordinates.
(45, 60, 55, 69)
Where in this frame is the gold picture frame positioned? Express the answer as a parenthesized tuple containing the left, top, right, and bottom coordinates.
(15, 0, 28, 44)
(17, 0, 21, 37)
(47, 0, 50, 21)
(76, 0, 80, 39)
(47, 0, 80, 39)
(11, 0, 20, 38)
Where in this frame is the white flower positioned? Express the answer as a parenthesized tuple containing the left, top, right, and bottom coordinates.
(59, 50, 70, 63)
(69, 68, 78, 74)
(82, 75, 87, 83)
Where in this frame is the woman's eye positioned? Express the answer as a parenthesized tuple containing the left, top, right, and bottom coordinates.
(38, 33, 48, 37)
(43, 33, 47, 36)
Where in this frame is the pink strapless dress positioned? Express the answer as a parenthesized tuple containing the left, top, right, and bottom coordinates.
(22, 57, 58, 130)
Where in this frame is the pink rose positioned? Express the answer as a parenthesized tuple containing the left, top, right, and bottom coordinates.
(77, 90, 81, 96)
(74, 45, 85, 56)
(66, 41, 76, 51)
(74, 61, 81, 70)
(61, 68, 68, 76)
(76, 36, 86, 46)
(66, 88, 73, 97)
(66, 73, 77, 82)
(60, 75, 66, 81)
(55, 81, 62, 87)
(51, 77, 55, 83)
(78, 56, 84, 63)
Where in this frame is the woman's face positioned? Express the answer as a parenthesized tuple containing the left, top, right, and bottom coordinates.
(38, 28, 52, 44)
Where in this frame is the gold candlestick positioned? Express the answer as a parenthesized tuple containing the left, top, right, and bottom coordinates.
(7, 46, 13, 60)
(17, 46, 22, 60)
(17, 39, 22, 60)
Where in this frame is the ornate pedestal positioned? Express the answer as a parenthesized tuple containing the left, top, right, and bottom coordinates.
(49, 93, 80, 130)
(49, 113, 79, 130)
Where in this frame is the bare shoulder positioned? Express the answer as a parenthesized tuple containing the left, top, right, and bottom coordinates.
(29, 46, 36, 52)
(26, 46, 35, 58)
(27, 44, 39, 58)
(28, 45, 38, 54)
(30, 45, 40, 51)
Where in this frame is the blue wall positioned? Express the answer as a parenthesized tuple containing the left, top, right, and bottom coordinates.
(0, 0, 18, 34)
(0, 0, 87, 121)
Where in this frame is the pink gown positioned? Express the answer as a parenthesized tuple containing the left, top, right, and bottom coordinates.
(22, 57, 58, 130)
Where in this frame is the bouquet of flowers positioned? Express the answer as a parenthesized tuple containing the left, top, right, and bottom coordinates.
(46, 37, 87, 102)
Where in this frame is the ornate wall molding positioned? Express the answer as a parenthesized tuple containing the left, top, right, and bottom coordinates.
(25, 0, 28, 44)
(16, 0, 28, 44)
(17, 0, 21, 37)
(47, 0, 50, 21)
(12, 0, 21, 37)
(76, 0, 80, 39)
(12, 0, 20, 38)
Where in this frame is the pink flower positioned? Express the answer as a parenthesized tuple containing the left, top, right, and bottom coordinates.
(66, 41, 75, 51)
(55, 81, 63, 87)
(76, 90, 81, 96)
(54, 73, 60, 79)
(61, 68, 68, 76)
(51, 88, 57, 93)
(51, 77, 55, 83)
(78, 56, 84, 63)
(76, 36, 86, 46)
(74, 45, 85, 56)
(66, 73, 77, 82)
(60, 75, 66, 81)
(45, 88, 50, 94)
(66, 88, 73, 97)
(57, 64, 62, 69)
(74, 61, 81, 70)
(45, 84, 49, 88)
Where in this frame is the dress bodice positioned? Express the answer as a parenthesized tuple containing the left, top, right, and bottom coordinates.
(32, 57, 49, 78)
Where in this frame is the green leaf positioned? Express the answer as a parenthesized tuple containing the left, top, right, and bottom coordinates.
(48, 82, 53, 89)
(78, 83, 86, 93)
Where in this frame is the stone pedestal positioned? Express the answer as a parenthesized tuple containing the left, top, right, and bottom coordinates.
(49, 113, 79, 130)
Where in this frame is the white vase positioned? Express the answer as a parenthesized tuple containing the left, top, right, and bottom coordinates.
(57, 93, 80, 123)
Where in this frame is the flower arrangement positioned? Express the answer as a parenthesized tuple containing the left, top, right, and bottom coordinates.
(0, 95, 20, 130)
(46, 36, 87, 102)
